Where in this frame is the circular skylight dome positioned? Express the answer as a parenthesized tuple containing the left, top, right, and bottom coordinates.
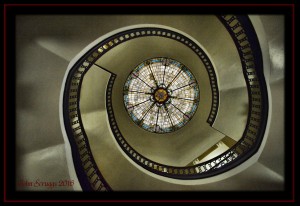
(123, 57, 200, 133)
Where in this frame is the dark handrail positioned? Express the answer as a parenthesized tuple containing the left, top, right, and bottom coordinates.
(62, 17, 268, 190)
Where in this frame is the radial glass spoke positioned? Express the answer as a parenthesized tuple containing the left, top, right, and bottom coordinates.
(152, 64, 164, 86)
(166, 104, 183, 125)
(141, 104, 159, 132)
(127, 90, 152, 94)
(131, 100, 153, 120)
(140, 102, 156, 123)
(131, 99, 151, 108)
(148, 65, 159, 87)
(170, 96, 196, 102)
(158, 106, 172, 130)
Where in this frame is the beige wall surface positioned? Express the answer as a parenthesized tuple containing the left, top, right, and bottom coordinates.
(15, 15, 284, 191)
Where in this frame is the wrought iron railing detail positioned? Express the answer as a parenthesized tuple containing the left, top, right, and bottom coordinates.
(63, 61, 112, 191)
(62, 19, 268, 190)
(104, 19, 268, 179)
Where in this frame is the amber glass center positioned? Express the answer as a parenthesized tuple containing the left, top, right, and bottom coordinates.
(154, 88, 168, 103)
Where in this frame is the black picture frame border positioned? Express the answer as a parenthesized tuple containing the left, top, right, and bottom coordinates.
(3, 3, 295, 203)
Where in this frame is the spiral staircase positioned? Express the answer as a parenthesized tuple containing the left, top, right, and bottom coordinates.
(15, 14, 285, 191)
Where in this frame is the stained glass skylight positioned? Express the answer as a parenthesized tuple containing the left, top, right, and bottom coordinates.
(123, 57, 200, 133)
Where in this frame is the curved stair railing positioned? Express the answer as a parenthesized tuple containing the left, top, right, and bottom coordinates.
(61, 15, 269, 190)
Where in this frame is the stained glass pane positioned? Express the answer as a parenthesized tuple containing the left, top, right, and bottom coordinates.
(123, 57, 200, 133)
